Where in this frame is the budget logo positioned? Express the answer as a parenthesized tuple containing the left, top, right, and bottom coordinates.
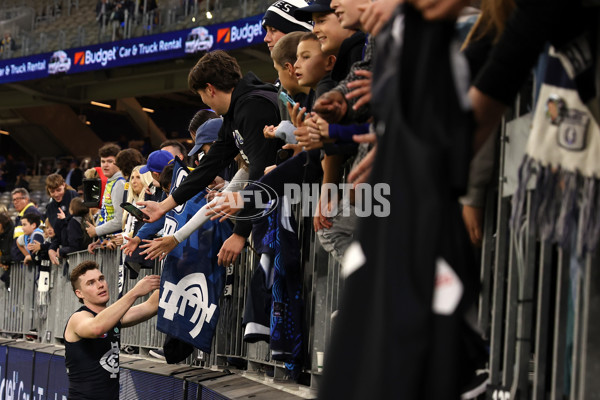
(74, 51, 85, 65)
(217, 28, 230, 43)
(70, 47, 118, 67)
(216, 22, 262, 44)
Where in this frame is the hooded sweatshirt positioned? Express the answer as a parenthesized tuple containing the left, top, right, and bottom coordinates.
(172, 72, 283, 238)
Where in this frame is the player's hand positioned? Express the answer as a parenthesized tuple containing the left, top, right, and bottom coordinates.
(132, 275, 161, 297)
(140, 236, 179, 260)
(217, 234, 246, 266)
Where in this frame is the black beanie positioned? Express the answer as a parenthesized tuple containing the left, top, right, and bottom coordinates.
(261, 0, 313, 33)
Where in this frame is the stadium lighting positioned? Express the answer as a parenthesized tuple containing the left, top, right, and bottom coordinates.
(206, 11, 213, 19)
(85, 121, 91, 125)
(90, 101, 111, 109)
(192, 17, 196, 22)
(0, 130, 9, 135)
(142, 107, 155, 113)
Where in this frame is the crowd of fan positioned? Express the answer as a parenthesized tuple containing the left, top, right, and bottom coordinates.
(0, 0, 594, 396)
(0, 137, 193, 289)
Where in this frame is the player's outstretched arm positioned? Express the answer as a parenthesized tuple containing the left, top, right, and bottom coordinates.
(69, 275, 160, 339)
(121, 289, 160, 327)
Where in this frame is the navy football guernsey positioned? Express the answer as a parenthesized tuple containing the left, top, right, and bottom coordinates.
(64, 306, 121, 400)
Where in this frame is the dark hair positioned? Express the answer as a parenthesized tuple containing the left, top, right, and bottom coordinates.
(160, 140, 188, 159)
(188, 50, 242, 92)
(22, 212, 41, 228)
(69, 197, 89, 217)
(299, 32, 320, 44)
(0, 212, 13, 233)
(98, 143, 121, 158)
(188, 109, 219, 133)
(70, 260, 100, 302)
(272, 31, 305, 67)
(158, 164, 174, 193)
(115, 148, 145, 179)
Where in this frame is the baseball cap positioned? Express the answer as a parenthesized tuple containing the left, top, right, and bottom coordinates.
(294, 0, 334, 22)
(189, 118, 224, 156)
(262, 0, 313, 33)
(139, 150, 174, 174)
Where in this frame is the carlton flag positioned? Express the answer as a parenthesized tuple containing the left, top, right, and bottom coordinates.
(156, 157, 233, 352)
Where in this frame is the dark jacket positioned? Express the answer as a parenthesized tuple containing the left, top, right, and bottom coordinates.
(331, 31, 367, 84)
(46, 189, 79, 251)
(171, 72, 283, 238)
(0, 224, 14, 266)
(59, 216, 86, 257)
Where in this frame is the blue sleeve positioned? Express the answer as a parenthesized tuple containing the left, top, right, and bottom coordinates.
(136, 217, 165, 240)
(328, 123, 370, 142)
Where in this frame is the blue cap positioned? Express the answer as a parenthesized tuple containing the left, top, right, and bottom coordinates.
(189, 118, 223, 156)
(294, 0, 334, 22)
(139, 150, 174, 174)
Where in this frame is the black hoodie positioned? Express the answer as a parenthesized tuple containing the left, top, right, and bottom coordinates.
(172, 72, 283, 237)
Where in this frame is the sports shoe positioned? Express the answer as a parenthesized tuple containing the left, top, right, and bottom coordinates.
(149, 348, 166, 361)
(461, 369, 490, 399)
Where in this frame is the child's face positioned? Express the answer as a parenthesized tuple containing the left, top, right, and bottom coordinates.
(21, 219, 35, 236)
(294, 39, 331, 88)
(45, 225, 55, 238)
(330, 0, 367, 30)
(273, 61, 299, 95)
(48, 183, 66, 202)
(312, 12, 351, 55)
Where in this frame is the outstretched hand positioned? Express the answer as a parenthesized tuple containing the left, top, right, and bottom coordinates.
(140, 236, 179, 260)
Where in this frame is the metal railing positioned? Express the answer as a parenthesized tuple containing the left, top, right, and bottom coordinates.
(0, 204, 342, 387)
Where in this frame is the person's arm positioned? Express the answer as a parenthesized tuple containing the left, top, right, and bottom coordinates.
(95, 179, 125, 236)
(121, 290, 159, 327)
(68, 275, 160, 339)
(328, 38, 375, 124)
(327, 123, 371, 143)
(171, 135, 239, 205)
